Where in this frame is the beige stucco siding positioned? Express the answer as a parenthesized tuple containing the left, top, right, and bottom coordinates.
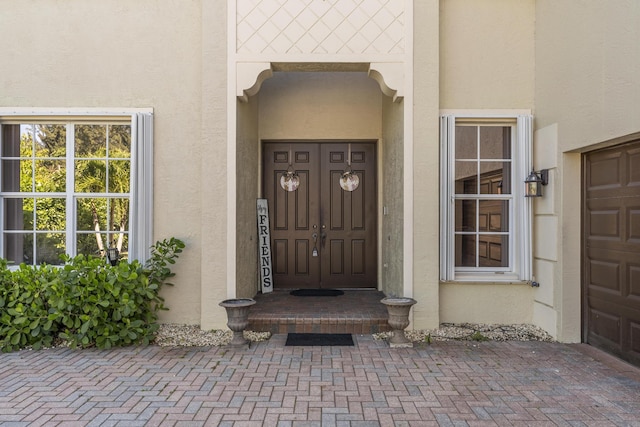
(258, 72, 382, 141)
(1, 0, 207, 325)
(199, 1, 229, 329)
(412, 0, 441, 329)
(439, 0, 535, 109)
(533, 0, 640, 342)
(535, 1, 640, 147)
(436, 0, 536, 327)
(381, 96, 404, 299)
(235, 96, 260, 300)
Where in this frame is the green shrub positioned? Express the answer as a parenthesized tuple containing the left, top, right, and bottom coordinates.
(0, 261, 57, 351)
(0, 238, 184, 352)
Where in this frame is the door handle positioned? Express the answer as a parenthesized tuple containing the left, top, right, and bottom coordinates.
(320, 230, 327, 248)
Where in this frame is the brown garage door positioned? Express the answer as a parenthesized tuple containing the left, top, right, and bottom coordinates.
(583, 138, 640, 366)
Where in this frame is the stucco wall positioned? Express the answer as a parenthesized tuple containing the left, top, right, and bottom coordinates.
(436, 0, 536, 327)
(236, 96, 260, 299)
(439, 0, 535, 109)
(0, 0, 206, 325)
(440, 284, 535, 324)
(412, 0, 441, 329)
(534, 1, 640, 146)
(533, 0, 640, 342)
(258, 72, 382, 140)
(199, 0, 228, 330)
(380, 96, 404, 298)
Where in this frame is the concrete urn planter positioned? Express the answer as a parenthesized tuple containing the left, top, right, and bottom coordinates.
(219, 298, 256, 346)
(381, 297, 417, 348)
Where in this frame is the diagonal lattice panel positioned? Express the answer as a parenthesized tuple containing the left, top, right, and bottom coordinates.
(236, 0, 404, 55)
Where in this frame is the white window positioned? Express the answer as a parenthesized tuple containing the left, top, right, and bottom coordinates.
(440, 112, 533, 282)
(0, 109, 153, 265)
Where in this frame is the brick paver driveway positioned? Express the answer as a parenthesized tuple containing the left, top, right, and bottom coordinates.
(1, 334, 639, 426)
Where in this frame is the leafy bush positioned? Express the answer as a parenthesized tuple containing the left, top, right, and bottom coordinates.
(0, 238, 184, 352)
(0, 262, 58, 351)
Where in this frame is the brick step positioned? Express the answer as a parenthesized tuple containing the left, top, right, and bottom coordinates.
(248, 315, 391, 335)
(247, 289, 392, 335)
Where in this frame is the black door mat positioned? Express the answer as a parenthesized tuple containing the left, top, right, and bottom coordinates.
(285, 333, 354, 346)
(290, 289, 344, 297)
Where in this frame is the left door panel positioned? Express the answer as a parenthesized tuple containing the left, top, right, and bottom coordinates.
(263, 143, 321, 288)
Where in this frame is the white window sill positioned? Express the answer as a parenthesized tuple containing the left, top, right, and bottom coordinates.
(442, 272, 529, 285)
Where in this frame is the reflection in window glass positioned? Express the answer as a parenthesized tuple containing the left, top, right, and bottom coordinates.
(455, 126, 477, 160)
(34, 159, 66, 192)
(108, 160, 131, 193)
(479, 163, 510, 194)
(76, 197, 129, 256)
(35, 198, 66, 230)
(480, 126, 511, 159)
(1, 160, 22, 191)
(34, 125, 66, 157)
(35, 233, 65, 265)
(455, 235, 476, 267)
(454, 124, 512, 270)
(74, 160, 107, 192)
(108, 125, 132, 157)
(1, 122, 133, 265)
(75, 125, 106, 158)
(455, 200, 476, 232)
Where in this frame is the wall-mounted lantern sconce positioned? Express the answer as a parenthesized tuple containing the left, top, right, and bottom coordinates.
(524, 169, 549, 197)
(107, 245, 120, 266)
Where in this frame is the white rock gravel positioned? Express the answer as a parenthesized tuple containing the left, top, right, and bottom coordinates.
(152, 324, 271, 347)
(373, 323, 555, 343)
(152, 322, 554, 347)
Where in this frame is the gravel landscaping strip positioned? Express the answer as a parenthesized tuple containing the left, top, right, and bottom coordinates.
(373, 322, 555, 343)
(153, 322, 554, 347)
(153, 324, 271, 347)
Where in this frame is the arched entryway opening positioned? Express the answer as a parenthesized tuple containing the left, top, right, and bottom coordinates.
(233, 65, 406, 334)
(234, 63, 405, 300)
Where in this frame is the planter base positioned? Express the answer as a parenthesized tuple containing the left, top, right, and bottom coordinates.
(219, 298, 256, 347)
(389, 335, 414, 348)
(381, 297, 417, 348)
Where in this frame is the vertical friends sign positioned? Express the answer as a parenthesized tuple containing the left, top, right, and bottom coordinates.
(256, 199, 273, 293)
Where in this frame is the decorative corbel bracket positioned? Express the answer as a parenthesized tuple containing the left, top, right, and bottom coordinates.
(368, 62, 404, 102)
(237, 62, 273, 102)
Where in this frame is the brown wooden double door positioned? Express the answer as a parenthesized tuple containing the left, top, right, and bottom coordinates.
(263, 142, 377, 289)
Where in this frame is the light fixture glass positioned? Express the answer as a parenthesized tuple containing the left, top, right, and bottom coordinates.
(525, 170, 544, 197)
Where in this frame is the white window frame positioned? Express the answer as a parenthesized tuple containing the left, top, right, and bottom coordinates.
(0, 108, 153, 264)
(440, 110, 533, 282)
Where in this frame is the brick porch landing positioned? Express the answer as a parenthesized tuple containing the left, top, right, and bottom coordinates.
(247, 289, 392, 334)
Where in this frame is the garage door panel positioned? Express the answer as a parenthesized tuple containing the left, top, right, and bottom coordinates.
(630, 264, 640, 297)
(584, 139, 640, 367)
(590, 293, 640, 319)
(588, 307, 621, 345)
(587, 258, 621, 293)
(632, 322, 640, 356)
(588, 234, 640, 253)
(629, 148, 640, 184)
(586, 153, 622, 189)
(588, 209, 620, 240)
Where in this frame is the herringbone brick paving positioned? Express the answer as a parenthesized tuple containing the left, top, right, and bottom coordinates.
(1, 335, 639, 426)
